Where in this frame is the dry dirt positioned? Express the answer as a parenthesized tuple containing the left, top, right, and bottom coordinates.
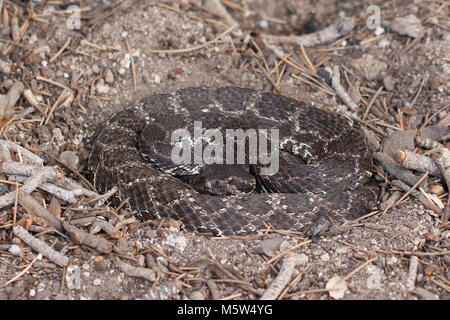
(0, 0, 448, 301)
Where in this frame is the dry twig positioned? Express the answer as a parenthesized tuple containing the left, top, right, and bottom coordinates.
(13, 225, 69, 267)
(114, 256, 156, 282)
(395, 149, 441, 177)
(260, 253, 308, 300)
(262, 17, 354, 47)
(63, 221, 114, 254)
(331, 65, 358, 110)
(18, 190, 64, 232)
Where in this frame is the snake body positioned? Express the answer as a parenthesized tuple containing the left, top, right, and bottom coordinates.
(88, 87, 378, 236)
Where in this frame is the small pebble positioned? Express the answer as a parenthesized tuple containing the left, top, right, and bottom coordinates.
(190, 291, 205, 300)
(93, 279, 102, 286)
(383, 75, 397, 91)
(120, 54, 131, 70)
(390, 15, 423, 38)
(320, 253, 330, 262)
(96, 81, 110, 94)
(66, 265, 81, 290)
(8, 244, 22, 255)
(58, 151, 79, 171)
(104, 69, 114, 84)
(91, 64, 100, 74)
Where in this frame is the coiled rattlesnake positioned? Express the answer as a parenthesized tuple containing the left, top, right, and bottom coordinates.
(88, 87, 378, 236)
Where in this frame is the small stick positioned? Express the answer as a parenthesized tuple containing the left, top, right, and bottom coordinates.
(435, 148, 450, 206)
(262, 17, 354, 47)
(406, 256, 419, 291)
(45, 89, 73, 125)
(331, 65, 358, 110)
(0, 166, 57, 209)
(205, 0, 238, 26)
(140, 244, 179, 266)
(2, 81, 25, 120)
(2, 161, 97, 198)
(337, 257, 377, 285)
(12, 182, 18, 234)
(10, 16, 20, 42)
(0, 253, 41, 288)
(84, 186, 117, 205)
(374, 248, 450, 257)
(113, 256, 156, 282)
(395, 149, 441, 177)
(36, 76, 73, 92)
(391, 172, 429, 208)
(266, 239, 311, 265)
(392, 179, 441, 213)
(260, 253, 307, 300)
(9, 174, 82, 203)
(22, 89, 45, 115)
(49, 38, 71, 62)
(63, 221, 114, 254)
(124, 38, 137, 93)
(374, 152, 427, 188)
(379, 191, 402, 211)
(0, 140, 43, 165)
(18, 190, 64, 232)
(13, 225, 70, 267)
(362, 86, 384, 121)
(91, 219, 121, 239)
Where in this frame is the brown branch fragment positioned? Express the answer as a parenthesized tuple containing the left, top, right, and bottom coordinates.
(0, 140, 43, 165)
(0, 166, 57, 209)
(435, 148, 450, 205)
(91, 219, 121, 239)
(1, 81, 25, 120)
(10, 16, 21, 42)
(380, 190, 402, 211)
(331, 65, 358, 110)
(113, 256, 156, 282)
(9, 174, 82, 203)
(23, 89, 45, 115)
(260, 253, 308, 300)
(395, 149, 441, 177)
(391, 179, 442, 213)
(262, 17, 354, 47)
(406, 256, 419, 291)
(13, 225, 70, 267)
(18, 190, 63, 232)
(63, 221, 113, 254)
(205, 0, 239, 27)
(374, 152, 427, 188)
(2, 161, 97, 199)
